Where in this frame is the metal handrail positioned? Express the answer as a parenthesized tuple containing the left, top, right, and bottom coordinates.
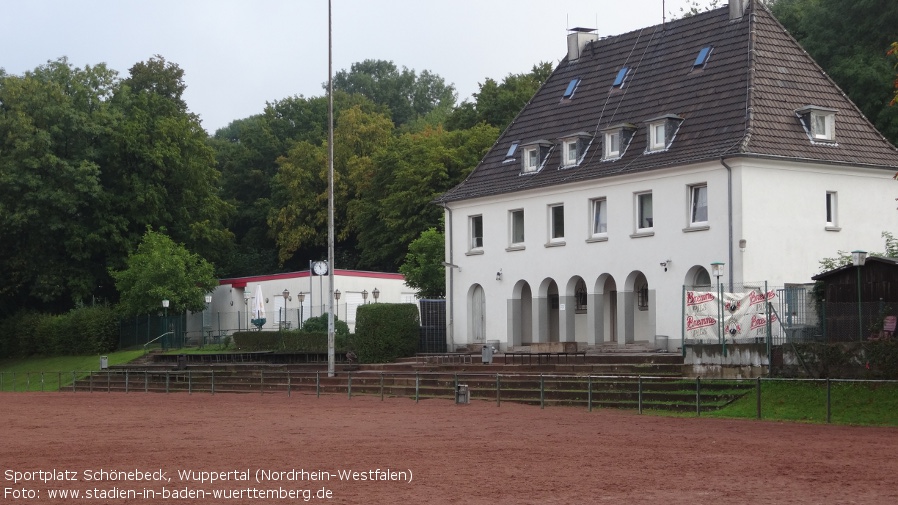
(144, 331, 174, 355)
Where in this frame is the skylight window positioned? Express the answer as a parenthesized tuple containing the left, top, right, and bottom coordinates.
(612, 67, 630, 88)
(563, 78, 581, 98)
(505, 142, 519, 158)
(693, 46, 712, 68)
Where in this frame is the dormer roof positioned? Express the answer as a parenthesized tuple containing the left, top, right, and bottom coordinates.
(439, 1, 898, 203)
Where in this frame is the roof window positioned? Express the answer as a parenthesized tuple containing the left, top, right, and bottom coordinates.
(693, 46, 713, 68)
(563, 78, 581, 99)
(503, 141, 519, 163)
(612, 67, 630, 88)
(558, 132, 592, 168)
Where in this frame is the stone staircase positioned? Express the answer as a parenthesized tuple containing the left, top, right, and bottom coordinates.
(68, 350, 753, 413)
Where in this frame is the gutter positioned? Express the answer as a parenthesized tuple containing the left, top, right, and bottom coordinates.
(720, 158, 736, 291)
(441, 202, 455, 351)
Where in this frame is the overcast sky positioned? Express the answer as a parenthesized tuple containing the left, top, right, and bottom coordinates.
(3, 0, 706, 133)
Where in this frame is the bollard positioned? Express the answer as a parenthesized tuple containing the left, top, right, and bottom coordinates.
(756, 377, 762, 420)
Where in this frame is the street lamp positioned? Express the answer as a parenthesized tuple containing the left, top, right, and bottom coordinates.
(282, 288, 290, 330)
(852, 250, 867, 339)
(361, 289, 368, 304)
(243, 291, 250, 331)
(710, 262, 725, 355)
(203, 295, 212, 345)
(297, 292, 306, 329)
(372, 287, 380, 303)
(334, 289, 341, 321)
(162, 299, 170, 348)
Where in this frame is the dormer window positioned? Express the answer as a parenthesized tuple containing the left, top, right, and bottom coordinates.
(600, 123, 636, 161)
(559, 132, 591, 168)
(520, 140, 552, 174)
(644, 114, 683, 153)
(796, 106, 837, 143)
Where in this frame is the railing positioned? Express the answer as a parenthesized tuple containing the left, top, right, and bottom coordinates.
(143, 331, 173, 354)
(2, 370, 894, 423)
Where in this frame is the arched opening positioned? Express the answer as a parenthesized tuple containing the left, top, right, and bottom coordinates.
(624, 271, 655, 344)
(468, 284, 485, 344)
(509, 280, 533, 347)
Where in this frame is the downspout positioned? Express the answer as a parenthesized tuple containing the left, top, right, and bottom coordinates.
(441, 202, 455, 351)
(720, 158, 735, 292)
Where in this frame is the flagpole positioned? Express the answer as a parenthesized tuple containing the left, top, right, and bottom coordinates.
(327, 0, 336, 377)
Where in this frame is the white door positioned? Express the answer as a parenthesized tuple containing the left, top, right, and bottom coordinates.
(471, 285, 485, 342)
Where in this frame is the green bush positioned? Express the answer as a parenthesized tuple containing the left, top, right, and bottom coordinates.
(0, 306, 119, 358)
(231, 330, 349, 354)
(299, 314, 350, 337)
(352, 303, 419, 364)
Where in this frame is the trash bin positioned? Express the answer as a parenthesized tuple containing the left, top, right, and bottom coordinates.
(176, 354, 187, 370)
(482, 344, 494, 364)
(100, 356, 108, 369)
(655, 335, 669, 352)
(455, 384, 470, 404)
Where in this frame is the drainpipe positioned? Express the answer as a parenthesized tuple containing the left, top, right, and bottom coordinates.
(441, 202, 455, 351)
(720, 158, 735, 291)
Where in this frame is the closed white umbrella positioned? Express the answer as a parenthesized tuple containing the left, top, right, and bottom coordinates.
(251, 284, 266, 329)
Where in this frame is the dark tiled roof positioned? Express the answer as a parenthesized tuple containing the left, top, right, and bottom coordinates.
(439, 3, 898, 203)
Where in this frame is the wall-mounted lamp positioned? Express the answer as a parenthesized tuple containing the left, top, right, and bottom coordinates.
(660, 259, 671, 272)
(496, 269, 503, 281)
(739, 239, 747, 252)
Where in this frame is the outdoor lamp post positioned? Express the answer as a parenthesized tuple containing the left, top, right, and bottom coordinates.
(297, 292, 305, 329)
(204, 295, 212, 344)
(282, 288, 290, 330)
(710, 262, 725, 354)
(243, 291, 250, 331)
(852, 250, 867, 339)
(362, 289, 368, 304)
(334, 289, 341, 320)
(372, 287, 380, 303)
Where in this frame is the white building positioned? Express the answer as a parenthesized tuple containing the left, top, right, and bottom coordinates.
(436, 1, 898, 352)
(187, 268, 415, 337)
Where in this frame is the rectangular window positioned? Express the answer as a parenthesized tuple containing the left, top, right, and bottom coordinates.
(470, 215, 483, 250)
(826, 191, 837, 227)
(550, 204, 565, 241)
(510, 209, 525, 245)
(523, 148, 539, 172)
(604, 131, 620, 159)
(563, 78, 580, 98)
(592, 198, 607, 235)
(650, 122, 666, 151)
(813, 112, 835, 141)
(612, 67, 629, 88)
(564, 140, 578, 166)
(637, 193, 653, 231)
(505, 142, 519, 159)
(690, 184, 708, 225)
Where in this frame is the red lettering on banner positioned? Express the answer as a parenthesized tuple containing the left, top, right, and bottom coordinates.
(686, 292, 716, 306)
(749, 290, 776, 306)
(686, 315, 717, 330)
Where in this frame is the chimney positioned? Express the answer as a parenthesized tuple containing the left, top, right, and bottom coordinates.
(729, 0, 749, 20)
(567, 27, 598, 61)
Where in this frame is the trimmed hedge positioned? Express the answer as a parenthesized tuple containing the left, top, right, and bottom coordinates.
(353, 303, 419, 364)
(791, 341, 898, 379)
(0, 306, 119, 358)
(232, 331, 350, 353)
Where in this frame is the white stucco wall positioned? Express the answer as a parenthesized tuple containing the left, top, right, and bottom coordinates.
(444, 158, 898, 352)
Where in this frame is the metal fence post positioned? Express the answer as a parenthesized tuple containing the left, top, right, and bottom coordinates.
(260, 371, 264, 395)
(316, 371, 320, 398)
(380, 373, 384, 401)
(348, 373, 352, 399)
(88, 372, 92, 393)
(72, 371, 76, 393)
(211, 369, 215, 395)
(540, 374, 545, 409)
(826, 378, 832, 424)
(696, 377, 701, 416)
(287, 371, 291, 397)
(588, 375, 593, 412)
(40, 372, 45, 392)
(125, 370, 129, 394)
(165, 371, 169, 393)
(188, 371, 192, 395)
(682, 285, 687, 358)
(638, 375, 643, 414)
(415, 372, 420, 403)
(756, 377, 762, 420)
(496, 373, 501, 407)
(145, 371, 148, 393)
